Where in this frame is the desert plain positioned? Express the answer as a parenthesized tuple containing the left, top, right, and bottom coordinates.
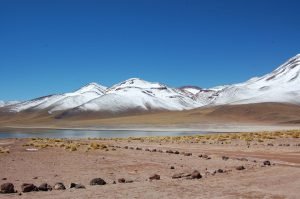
(0, 130, 299, 199)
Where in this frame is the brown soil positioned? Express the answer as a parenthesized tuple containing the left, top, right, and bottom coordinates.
(1, 103, 300, 130)
(0, 136, 299, 198)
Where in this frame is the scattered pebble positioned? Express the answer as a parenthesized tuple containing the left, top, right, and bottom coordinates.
(236, 166, 245, 170)
(222, 156, 229, 161)
(70, 183, 85, 189)
(118, 178, 126, 183)
(149, 174, 160, 180)
(263, 160, 271, 166)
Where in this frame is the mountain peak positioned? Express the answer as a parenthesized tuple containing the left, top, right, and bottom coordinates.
(109, 78, 166, 91)
(75, 82, 107, 94)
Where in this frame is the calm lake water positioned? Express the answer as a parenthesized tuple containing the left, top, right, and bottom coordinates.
(0, 129, 210, 139)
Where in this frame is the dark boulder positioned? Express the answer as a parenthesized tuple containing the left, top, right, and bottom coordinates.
(0, 183, 15, 193)
(38, 183, 52, 191)
(190, 170, 202, 179)
(90, 178, 106, 186)
(21, 183, 38, 192)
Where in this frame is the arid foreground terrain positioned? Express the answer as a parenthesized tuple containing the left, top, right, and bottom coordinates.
(0, 130, 300, 199)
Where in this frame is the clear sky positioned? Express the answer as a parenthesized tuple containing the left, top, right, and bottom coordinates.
(0, 0, 299, 101)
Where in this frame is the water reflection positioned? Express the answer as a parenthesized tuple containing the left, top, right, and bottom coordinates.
(0, 130, 209, 139)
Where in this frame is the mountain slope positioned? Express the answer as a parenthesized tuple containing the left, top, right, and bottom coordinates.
(74, 78, 202, 113)
(196, 54, 300, 105)
(7, 83, 107, 113)
(0, 101, 19, 108)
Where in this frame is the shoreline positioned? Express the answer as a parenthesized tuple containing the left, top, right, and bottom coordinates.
(1, 124, 300, 133)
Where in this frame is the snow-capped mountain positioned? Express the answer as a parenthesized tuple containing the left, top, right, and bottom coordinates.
(200, 54, 300, 105)
(179, 86, 202, 95)
(7, 83, 107, 113)
(2, 54, 300, 115)
(75, 78, 201, 113)
(0, 101, 19, 108)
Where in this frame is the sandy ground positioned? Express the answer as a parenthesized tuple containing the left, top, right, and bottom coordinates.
(0, 136, 300, 199)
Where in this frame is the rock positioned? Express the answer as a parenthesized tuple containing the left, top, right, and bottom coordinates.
(190, 170, 202, 179)
(174, 151, 180, 154)
(222, 156, 229, 161)
(151, 149, 157, 152)
(125, 180, 134, 183)
(149, 174, 160, 180)
(145, 148, 150, 151)
(21, 183, 38, 192)
(237, 158, 248, 161)
(70, 183, 85, 189)
(90, 178, 106, 186)
(236, 166, 245, 170)
(181, 173, 191, 178)
(217, 169, 224, 173)
(32, 177, 38, 179)
(136, 147, 142, 150)
(158, 150, 163, 153)
(129, 147, 134, 150)
(172, 173, 183, 179)
(184, 152, 192, 156)
(118, 178, 126, 183)
(201, 154, 211, 160)
(2, 178, 7, 181)
(263, 160, 271, 166)
(124, 146, 128, 149)
(38, 183, 52, 191)
(1, 183, 15, 193)
(170, 166, 175, 169)
(75, 184, 85, 189)
(166, 150, 174, 154)
(53, 182, 66, 190)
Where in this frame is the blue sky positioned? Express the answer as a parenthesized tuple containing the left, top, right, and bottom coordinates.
(0, 0, 299, 101)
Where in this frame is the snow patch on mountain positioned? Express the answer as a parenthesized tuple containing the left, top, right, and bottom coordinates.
(77, 78, 202, 112)
(9, 83, 107, 113)
(205, 54, 300, 105)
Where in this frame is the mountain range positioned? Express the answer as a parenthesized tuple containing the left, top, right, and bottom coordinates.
(1, 54, 300, 117)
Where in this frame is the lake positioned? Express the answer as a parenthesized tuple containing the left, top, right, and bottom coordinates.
(0, 129, 210, 139)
